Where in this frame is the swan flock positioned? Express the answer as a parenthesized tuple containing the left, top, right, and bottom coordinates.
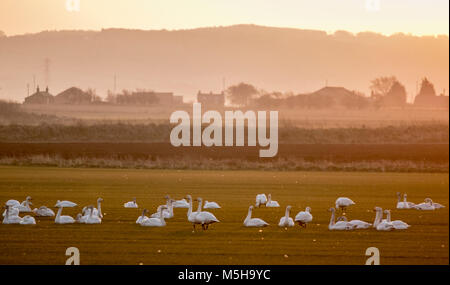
(2, 193, 444, 233)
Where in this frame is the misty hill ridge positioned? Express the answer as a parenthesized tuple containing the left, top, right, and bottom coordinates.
(0, 25, 448, 101)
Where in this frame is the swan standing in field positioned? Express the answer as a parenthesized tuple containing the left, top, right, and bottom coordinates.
(328, 207, 354, 231)
(85, 206, 102, 224)
(54, 205, 76, 224)
(20, 215, 36, 225)
(255, 194, 267, 208)
(185, 195, 201, 230)
(140, 207, 167, 227)
(194, 198, 220, 230)
(244, 205, 269, 227)
(384, 209, 409, 230)
(173, 198, 190, 208)
(373, 207, 394, 231)
(204, 200, 221, 209)
(278, 205, 294, 227)
(124, 198, 138, 208)
(266, 194, 280, 208)
(32, 206, 55, 217)
(295, 207, 313, 228)
(136, 209, 150, 224)
(335, 197, 355, 214)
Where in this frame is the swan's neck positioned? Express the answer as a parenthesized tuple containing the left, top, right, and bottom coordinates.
(403, 196, 407, 202)
(245, 208, 252, 223)
(89, 208, 93, 218)
(97, 201, 102, 216)
(141, 210, 146, 218)
(168, 201, 173, 215)
(284, 207, 290, 219)
(56, 207, 63, 220)
(187, 199, 192, 216)
(329, 210, 335, 226)
(196, 200, 202, 213)
(386, 211, 391, 223)
(373, 210, 380, 226)
(397, 195, 401, 203)
(159, 208, 166, 224)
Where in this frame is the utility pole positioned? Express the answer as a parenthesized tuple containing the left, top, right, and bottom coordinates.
(44, 58, 50, 88)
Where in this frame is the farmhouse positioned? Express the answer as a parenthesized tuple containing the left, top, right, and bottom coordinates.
(23, 86, 54, 104)
(54, 87, 93, 104)
(197, 91, 225, 108)
(414, 92, 449, 109)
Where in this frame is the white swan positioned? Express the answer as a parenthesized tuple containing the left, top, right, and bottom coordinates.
(328, 207, 354, 230)
(255, 194, 267, 207)
(32, 206, 55, 217)
(384, 209, 409, 230)
(335, 197, 355, 213)
(194, 198, 220, 230)
(185, 195, 200, 230)
(294, 207, 313, 227)
(151, 198, 174, 219)
(428, 198, 445, 209)
(5, 199, 20, 207)
(266, 194, 280, 208)
(124, 198, 138, 208)
(55, 200, 77, 208)
(204, 200, 221, 209)
(173, 198, 190, 208)
(55, 205, 76, 224)
(20, 215, 36, 225)
(2, 205, 23, 224)
(403, 194, 416, 208)
(413, 198, 435, 210)
(140, 207, 167, 227)
(373, 207, 394, 231)
(85, 206, 102, 224)
(2, 204, 19, 217)
(396, 192, 409, 209)
(244, 205, 269, 227)
(338, 216, 371, 229)
(83, 198, 103, 218)
(17, 196, 33, 212)
(136, 209, 150, 224)
(278, 205, 294, 227)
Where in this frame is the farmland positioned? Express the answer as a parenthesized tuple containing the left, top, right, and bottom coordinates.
(0, 166, 448, 265)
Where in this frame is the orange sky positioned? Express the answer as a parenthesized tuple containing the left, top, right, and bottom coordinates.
(0, 0, 449, 36)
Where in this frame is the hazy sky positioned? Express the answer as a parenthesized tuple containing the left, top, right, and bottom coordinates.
(0, 0, 448, 36)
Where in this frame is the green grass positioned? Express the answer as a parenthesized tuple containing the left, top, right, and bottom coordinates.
(0, 166, 448, 265)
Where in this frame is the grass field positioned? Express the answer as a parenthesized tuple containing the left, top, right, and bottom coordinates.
(0, 166, 448, 265)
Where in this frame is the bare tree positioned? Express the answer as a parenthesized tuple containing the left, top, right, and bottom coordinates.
(370, 76, 397, 97)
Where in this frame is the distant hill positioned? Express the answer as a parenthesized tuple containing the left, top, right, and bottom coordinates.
(0, 25, 448, 102)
